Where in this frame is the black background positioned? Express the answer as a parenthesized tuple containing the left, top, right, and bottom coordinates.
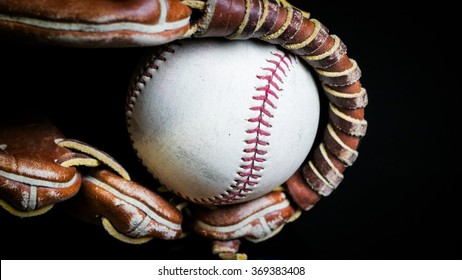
(1, 0, 457, 260)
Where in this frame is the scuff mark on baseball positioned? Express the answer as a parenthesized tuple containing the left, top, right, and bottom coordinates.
(126, 38, 320, 206)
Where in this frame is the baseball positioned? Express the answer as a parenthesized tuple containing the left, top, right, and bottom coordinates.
(126, 38, 320, 205)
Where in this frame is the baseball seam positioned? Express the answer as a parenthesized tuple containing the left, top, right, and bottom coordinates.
(209, 50, 294, 205)
(125, 43, 179, 182)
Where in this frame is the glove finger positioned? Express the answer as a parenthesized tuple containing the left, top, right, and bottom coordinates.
(64, 169, 183, 243)
(0, 0, 192, 47)
(186, 190, 297, 242)
(0, 116, 89, 216)
(0, 115, 132, 217)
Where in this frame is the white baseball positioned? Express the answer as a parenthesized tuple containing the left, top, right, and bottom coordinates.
(126, 38, 320, 205)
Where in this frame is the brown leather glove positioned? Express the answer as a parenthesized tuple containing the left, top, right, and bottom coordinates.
(0, 115, 183, 243)
(0, 0, 192, 47)
(64, 169, 183, 243)
(0, 116, 98, 217)
(185, 189, 299, 259)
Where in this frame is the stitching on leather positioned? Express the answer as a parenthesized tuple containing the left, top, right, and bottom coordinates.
(208, 50, 294, 205)
(125, 43, 180, 179)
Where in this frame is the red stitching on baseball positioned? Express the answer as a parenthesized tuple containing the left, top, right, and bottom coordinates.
(126, 43, 179, 172)
(210, 51, 294, 204)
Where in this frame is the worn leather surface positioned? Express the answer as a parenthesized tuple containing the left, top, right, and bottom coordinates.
(66, 169, 183, 241)
(0, 116, 82, 213)
(0, 0, 191, 46)
(187, 191, 296, 242)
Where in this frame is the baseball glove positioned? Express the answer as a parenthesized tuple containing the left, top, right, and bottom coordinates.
(0, 0, 367, 259)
